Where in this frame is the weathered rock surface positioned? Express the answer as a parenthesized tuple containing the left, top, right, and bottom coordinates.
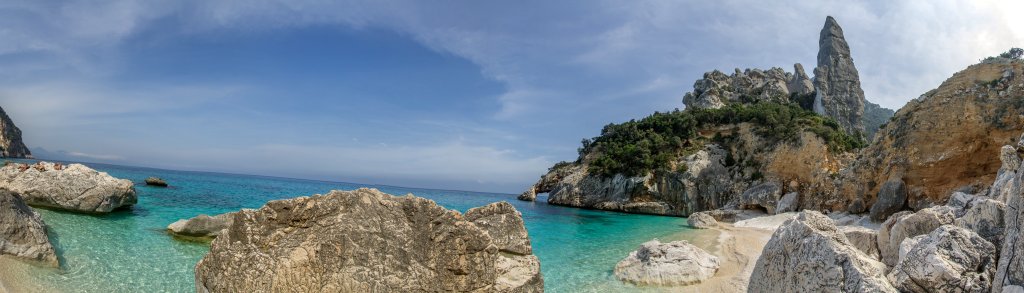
(517, 189, 536, 201)
(748, 211, 895, 292)
(0, 162, 137, 213)
(145, 177, 168, 187)
(863, 101, 895, 141)
(887, 225, 997, 293)
(788, 63, 815, 97)
(812, 16, 866, 136)
(869, 179, 908, 221)
(194, 188, 542, 293)
(0, 190, 57, 267)
(682, 67, 794, 110)
(992, 145, 1021, 203)
(995, 146, 1024, 291)
(877, 206, 956, 266)
(0, 106, 31, 158)
(614, 239, 720, 286)
(167, 212, 236, 239)
(687, 211, 718, 229)
(955, 198, 1006, 247)
(775, 192, 799, 213)
(839, 225, 880, 260)
(739, 182, 782, 214)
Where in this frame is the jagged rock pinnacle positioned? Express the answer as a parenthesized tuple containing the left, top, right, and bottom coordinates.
(813, 16, 866, 137)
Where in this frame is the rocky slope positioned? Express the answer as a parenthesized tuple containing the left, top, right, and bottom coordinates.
(862, 101, 895, 140)
(837, 58, 1024, 213)
(0, 106, 30, 158)
(0, 162, 137, 213)
(0, 190, 58, 267)
(194, 188, 542, 292)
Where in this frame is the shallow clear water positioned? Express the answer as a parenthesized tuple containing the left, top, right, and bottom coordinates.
(4, 160, 696, 292)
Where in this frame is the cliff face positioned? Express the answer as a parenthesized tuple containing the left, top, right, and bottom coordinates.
(813, 16, 867, 137)
(862, 101, 895, 141)
(838, 59, 1024, 211)
(0, 106, 30, 158)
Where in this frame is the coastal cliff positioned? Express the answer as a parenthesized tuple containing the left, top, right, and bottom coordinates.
(521, 16, 889, 216)
(0, 106, 30, 158)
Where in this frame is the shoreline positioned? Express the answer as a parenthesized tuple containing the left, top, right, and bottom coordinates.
(0, 257, 57, 293)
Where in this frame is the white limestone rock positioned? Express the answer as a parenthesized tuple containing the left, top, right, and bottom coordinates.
(614, 239, 720, 286)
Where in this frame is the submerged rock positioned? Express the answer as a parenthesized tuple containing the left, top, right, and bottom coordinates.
(145, 177, 168, 187)
(0, 190, 57, 267)
(194, 188, 542, 293)
(614, 239, 720, 286)
(0, 162, 137, 213)
(687, 211, 718, 229)
(167, 212, 236, 239)
(748, 211, 895, 292)
(887, 225, 997, 293)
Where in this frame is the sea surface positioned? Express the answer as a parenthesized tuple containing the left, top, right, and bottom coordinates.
(1, 160, 698, 293)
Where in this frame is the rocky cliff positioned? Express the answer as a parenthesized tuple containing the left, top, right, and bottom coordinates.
(837, 58, 1024, 213)
(862, 101, 895, 141)
(0, 106, 31, 158)
(813, 16, 867, 137)
(195, 188, 542, 292)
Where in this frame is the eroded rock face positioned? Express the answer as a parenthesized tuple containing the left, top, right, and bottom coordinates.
(740, 182, 782, 214)
(0, 106, 31, 158)
(0, 190, 57, 267)
(614, 239, 720, 286)
(887, 225, 997, 293)
(194, 188, 542, 293)
(812, 16, 866, 136)
(0, 162, 137, 213)
(954, 198, 1006, 247)
(877, 206, 956, 266)
(682, 67, 795, 110)
(687, 211, 718, 229)
(748, 211, 896, 292)
(839, 225, 880, 260)
(995, 152, 1024, 291)
(167, 212, 236, 239)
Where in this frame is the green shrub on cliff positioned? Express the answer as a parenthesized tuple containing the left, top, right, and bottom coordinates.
(580, 102, 865, 177)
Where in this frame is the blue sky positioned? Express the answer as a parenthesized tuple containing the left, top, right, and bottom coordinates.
(1, 1, 1022, 193)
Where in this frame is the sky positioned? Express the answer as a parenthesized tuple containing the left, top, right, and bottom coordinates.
(0, 1, 1022, 193)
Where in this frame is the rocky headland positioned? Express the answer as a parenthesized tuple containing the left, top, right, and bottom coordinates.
(0, 106, 31, 159)
(0, 162, 137, 213)
(194, 188, 542, 292)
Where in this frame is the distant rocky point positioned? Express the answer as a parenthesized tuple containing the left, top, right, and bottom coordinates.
(0, 162, 137, 213)
(194, 188, 543, 292)
(145, 177, 168, 187)
(0, 106, 31, 158)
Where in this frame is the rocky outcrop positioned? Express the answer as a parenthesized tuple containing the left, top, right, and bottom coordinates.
(145, 177, 168, 187)
(194, 188, 542, 293)
(954, 198, 1006, 247)
(887, 225, 997, 293)
(788, 63, 815, 97)
(995, 143, 1024, 291)
(748, 211, 896, 292)
(877, 206, 956, 266)
(991, 145, 1020, 202)
(812, 16, 866, 136)
(0, 190, 57, 267)
(167, 212, 236, 239)
(0, 162, 137, 213)
(614, 239, 720, 286)
(775, 192, 799, 213)
(739, 182, 782, 214)
(683, 67, 795, 110)
(0, 106, 31, 158)
(840, 58, 1024, 213)
(839, 225, 880, 260)
(869, 179, 908, 221)
(687, 211, 718, 229)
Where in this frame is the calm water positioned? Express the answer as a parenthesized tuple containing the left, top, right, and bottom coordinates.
(3, 160, 697, 292)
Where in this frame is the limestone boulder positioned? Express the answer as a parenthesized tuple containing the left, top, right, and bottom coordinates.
(776, 192, 799, 213)
(877, 206, 955, 266)
(194, 188, 542, 293)
(739, 182, 782, 214)
(167, 212, 236, 239)
(887, 225, 997, 293)
(839, 226, 880, 260)
(954, 198, 1006, 247)
(614, 239, 720, 286)
(870, 179, 908, 221)
(0, 190, 57, 267)
(748, 211, 896, 292)
(687, 211, 718, 229)
(0, 162, 137, 213)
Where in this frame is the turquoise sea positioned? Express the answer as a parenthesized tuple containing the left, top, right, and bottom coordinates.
(1, 160, 699, 293)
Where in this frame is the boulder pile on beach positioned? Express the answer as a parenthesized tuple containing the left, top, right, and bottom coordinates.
(194, 188, 543, 293)
(0, 162, 137, 213)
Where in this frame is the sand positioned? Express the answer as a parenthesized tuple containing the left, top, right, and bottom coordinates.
(655, 211, 796, 292)
(0, 257, 56, 293)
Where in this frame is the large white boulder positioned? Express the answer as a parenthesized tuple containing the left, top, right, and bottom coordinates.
(614, 239, 720, 286)
(887, 225, 997, 293)
(0, 162, 137, 213)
